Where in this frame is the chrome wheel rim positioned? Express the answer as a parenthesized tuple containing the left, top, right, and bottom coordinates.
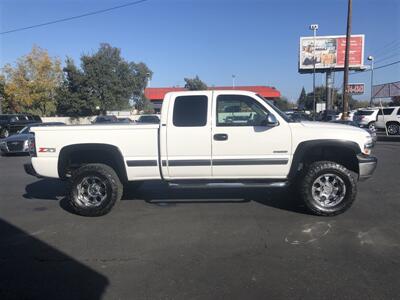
(387, 124, 399, 135)
(76, 176, 107, 207)
(311, 173, 346, 208)
(368, 123, 375, 131)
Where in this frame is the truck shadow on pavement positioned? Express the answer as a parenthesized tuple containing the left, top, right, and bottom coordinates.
(24, 179, 309, 215)
(0, 218, 109, 299)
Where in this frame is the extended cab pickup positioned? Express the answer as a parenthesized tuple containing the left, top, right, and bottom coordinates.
(25, 90, 377, 216)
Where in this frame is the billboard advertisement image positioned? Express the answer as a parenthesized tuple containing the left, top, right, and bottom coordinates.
(299, 35, 364, 73)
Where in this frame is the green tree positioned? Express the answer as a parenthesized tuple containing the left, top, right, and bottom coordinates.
(299, 86, 359, 111)
(184, 75, 207, 90)
(57, 44, 152, 116)
(0, 75, 5, 113)
(390, 96, 400, 106)
(274, 96, 292, 111)
(81, 43, 151, 113)
(56, 58, 96, 116)
(297, 87, 307, 109)
(2, 45, 62, 116)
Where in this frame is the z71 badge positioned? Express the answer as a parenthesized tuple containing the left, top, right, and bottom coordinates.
(38, 147, 56, 153)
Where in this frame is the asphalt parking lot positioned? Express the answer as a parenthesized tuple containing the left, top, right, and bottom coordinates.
(0, 142, 399, 300)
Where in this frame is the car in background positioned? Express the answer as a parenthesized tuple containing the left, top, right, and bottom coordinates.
(285, 111, 313, 121)
(0, 122, 65, 155)
(136, 115, 160, 124)
(353, 108, 379, 130)
(92, 115, 118, 124)
(0, 114, 42, 138)
(375, 106, 400, 135)
(330, 119, 377, 144)
(317, 110, 342, 121)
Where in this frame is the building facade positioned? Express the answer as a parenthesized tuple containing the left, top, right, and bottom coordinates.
(144, 86, 281, 113)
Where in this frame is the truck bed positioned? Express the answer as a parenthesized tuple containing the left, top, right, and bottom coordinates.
(31, 124, 161, 180)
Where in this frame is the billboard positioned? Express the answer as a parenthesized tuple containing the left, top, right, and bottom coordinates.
(346, 83, 365, 95)
(299, 35, 365, 73)
(372, 81, 400, 98)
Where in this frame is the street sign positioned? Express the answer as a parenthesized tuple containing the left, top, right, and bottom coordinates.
(346, 83, 364, 95)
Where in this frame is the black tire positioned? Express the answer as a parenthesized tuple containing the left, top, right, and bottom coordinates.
(386, 123, 400, 135)
(300, 161, 357, 216)
(68, 163, 123, 217)
(368, 121, 375, 131)
(0, 128, 9, 138)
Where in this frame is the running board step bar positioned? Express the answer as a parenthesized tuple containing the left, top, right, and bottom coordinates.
(168, 181, 288, 189)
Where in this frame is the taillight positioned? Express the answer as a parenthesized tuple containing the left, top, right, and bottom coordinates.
(28, 134, 36, 157)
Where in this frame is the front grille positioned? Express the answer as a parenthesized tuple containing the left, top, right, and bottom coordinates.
(7, 141, 24, 152)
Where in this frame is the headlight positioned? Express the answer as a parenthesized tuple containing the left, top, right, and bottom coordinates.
(363, 136, 373, 155)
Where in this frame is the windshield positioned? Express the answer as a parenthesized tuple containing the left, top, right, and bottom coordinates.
(19, 126, 30, 134)
(256, 95, 296, 123)
(356, 110, 374, 116)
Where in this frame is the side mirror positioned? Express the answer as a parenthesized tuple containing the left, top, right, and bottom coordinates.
(260, 114, 278, 127)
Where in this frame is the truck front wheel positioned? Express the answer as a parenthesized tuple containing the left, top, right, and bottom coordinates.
(68, 163, 123, 216)
(300, 161, 357, 216)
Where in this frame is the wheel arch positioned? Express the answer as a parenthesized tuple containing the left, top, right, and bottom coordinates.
(288, 140, 361, 179)
(58, 143, 128, 183)
(386, 120, 400, 126)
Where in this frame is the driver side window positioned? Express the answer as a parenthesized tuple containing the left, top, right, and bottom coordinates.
(216, 95, 269, 127)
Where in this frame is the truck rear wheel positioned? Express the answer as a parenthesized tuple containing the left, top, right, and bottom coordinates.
(300, 161, 357, 216)
(68, 163, 123, 216)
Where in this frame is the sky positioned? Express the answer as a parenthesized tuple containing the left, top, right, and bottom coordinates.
(0, 0, 399, 102)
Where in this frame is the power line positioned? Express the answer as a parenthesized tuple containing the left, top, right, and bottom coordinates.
(349, 60, 400, 75)
(374, 44, 400, 60)
(0, 0, 149, 35)
(374, 52, 400, 64)
(375, 60, 400, 70)
(372, 39, 400, 56)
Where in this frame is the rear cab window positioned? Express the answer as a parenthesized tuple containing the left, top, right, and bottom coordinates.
(173, 95, 208, 127)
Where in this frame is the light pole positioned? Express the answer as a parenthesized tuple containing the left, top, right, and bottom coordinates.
(232, 74, 236, 88)
(342, 0, 352, 120)
(309, 24, 319, 118)
(368, 56, 374, 106)
(146, 72, 151, 88)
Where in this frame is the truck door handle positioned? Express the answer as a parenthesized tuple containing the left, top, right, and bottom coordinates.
(214, 133, 228, 141)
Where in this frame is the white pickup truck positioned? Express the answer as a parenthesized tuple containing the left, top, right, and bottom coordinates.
(24, 90, 377, 217)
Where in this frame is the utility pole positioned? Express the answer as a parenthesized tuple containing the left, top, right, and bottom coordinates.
(309, 24, 319, 119)
(368, 56, 374, 106)
(0, 79, 3, 114)
(232, 74, 236, 88)
(326, 70, 334, 110)
(342, 0, 352, 120)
